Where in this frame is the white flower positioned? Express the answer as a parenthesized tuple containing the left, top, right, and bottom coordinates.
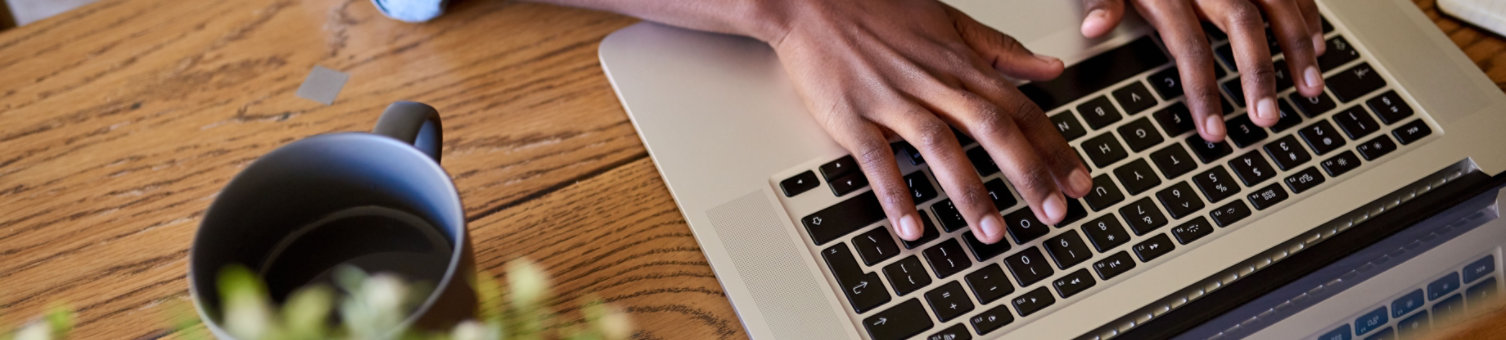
(14, 321, 51, 340)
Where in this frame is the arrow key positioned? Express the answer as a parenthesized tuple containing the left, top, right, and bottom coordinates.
(969, 304, 1015, 336)
(864, 299, 933, 340)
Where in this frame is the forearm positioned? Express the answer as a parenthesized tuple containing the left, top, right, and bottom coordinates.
(522, 0, 789, 43)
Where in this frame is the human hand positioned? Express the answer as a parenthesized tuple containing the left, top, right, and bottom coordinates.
(1080, 0, 1327, 142)
(763, 0, 1093, 244)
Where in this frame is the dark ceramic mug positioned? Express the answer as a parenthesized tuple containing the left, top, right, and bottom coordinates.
(188, 102, 475, 337)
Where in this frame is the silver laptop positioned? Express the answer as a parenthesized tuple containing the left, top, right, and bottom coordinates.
(597, 0, 1506, 338)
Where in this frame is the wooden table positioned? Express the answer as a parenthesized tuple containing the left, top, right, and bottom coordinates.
(0, 0, 1500, 338)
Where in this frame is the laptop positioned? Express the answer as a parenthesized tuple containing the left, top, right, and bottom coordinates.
(597, 0, 1506, 338)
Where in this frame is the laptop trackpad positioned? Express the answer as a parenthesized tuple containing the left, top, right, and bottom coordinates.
(707, 191, 849, 339)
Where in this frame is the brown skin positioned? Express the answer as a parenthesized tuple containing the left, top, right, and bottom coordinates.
(530, 0, 1326, 244)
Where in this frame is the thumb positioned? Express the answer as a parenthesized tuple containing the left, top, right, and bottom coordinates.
(1081, 0, 1127, 38)
(944, 6, 1063, 81)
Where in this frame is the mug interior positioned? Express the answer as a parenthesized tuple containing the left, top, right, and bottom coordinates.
(189, 132, 465, 325)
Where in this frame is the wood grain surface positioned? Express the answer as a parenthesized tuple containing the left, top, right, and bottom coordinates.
(0, 0, 1499, 339)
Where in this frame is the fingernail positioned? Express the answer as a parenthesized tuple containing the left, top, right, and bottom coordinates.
(1303, 65, 1323, 90)
(1034, 54, 1061, 65)
(1256, 97, 1278, 121)
(1313, 34, 1327, 55)
(899, 215, 922, 240)
(1069, 168, 1092, 194)
(980, 214, 1005, 242)
(1043, 194, 1067, 224)
(1203, 114, 1225, 138)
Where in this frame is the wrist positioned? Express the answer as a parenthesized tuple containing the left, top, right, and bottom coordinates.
(736, 0, 796, 46)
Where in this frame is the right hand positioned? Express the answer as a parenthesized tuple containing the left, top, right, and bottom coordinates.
(762, 0, 1093, 244)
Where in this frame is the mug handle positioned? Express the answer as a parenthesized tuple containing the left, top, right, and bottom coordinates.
(373, 101, 443, 163)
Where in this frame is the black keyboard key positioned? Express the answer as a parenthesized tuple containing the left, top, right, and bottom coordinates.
(965, 147, 999, 177)
(1318, 36, 1361, 71)
(964, 264, 1014, 304)
(1082, 215, 1131, 252)
(805, 192, 885, 245)
(1193, 166, 1242, 203)
(970, 304, 1014, 336)
(780, 171, 819, 197)
(844, 272, 891, 313)
(1226, 115, 1270, 147)
(895, 141, 926, 166)
(1133, 233, 1176, 262)
(883, 256, 932, 296)
(1396, 310, 1429, 338)
(1215, 44, 1237, 71)
(902, 211, 942, 249)
(1367, 90, 1414, 124)
(1093, 251, 1137, 280)
(1356, 135, 1397, 161)
(1113, 159, 1163, 196)
(1264, 135, 1312, 171)
(1084, 175, 1125, 211)
(1321, 150, 1363, 177)
(1051, 111, 1088, 142)
(1221, 78, 1247, 108)
(854, 227, 902, 266)
(905, 171, 939, 203)
(1187, 135, 1234, 163)
(1060, 199, 1089, 226)
(864, 299, 933, 340)
(1004, 247, 1055, 286)
(953, 127, 976, 147)
(1149, 144, 1199, 180)
(1154, 102, 1197, 137)
(1149, 67, 1186, 100)
(1271, 99, 1304, 132)
(1209, 200, 1252, 227)
(1120, 198, 1169, 235)
(1018, 37, 1169, 111)
(928, 324, 972, 340)
(1156, 182, 1206, 219)
(1011, 287, 1057, 317)
(1045, 230, 1094, 269)
(1299, 120, 1347, 155)
(1328, 63, 1387, 102)
(1228, 151, 1278, 186)
(1247, 183, 1290, 210)
(1291, 91, 1337, 118)
(1272, 59, 1295, 92)
(1334, 106, 1381, 139)
(1170, 217, 1215, 245)
(1082, 133, 1130, 168)
(1393, 119, 1431, 145)
(1117, 117, 1165, 152)
(933, 199, 968, 232)
(1285, 167, 1327, 194)
(924, 281, 974, 322)
(829, 172, 869, 196)
(1004, 208, 1050, 245)
(1053, 269, 1097, 299)
(1113, 81, 1159, 115)
(962, 232, 1011, 262)
(983, 178, 1019, 212)
(1078, 96, 1124, 130)
(823, 244, 865, 281)
(924, 239, 973, 279)
(821, 156, 859, 181)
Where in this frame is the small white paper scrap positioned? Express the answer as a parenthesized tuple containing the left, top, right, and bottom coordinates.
(296, 65, 349, 105)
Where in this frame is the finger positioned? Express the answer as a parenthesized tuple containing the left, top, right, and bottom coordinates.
(956, 63, 1092, 199)
(869, 102, 1008, 244)
(1202, 0, 1281, 127)
(909, 84, 1071, 230)
(1133, 0, 1227, 141)
(1257, 0, 1324, 97)
(827, 116, 927, 241)
(1295, 0, 1324, 55)
(1081, 0, 1127, 38)
(946, 6, 1065, 81)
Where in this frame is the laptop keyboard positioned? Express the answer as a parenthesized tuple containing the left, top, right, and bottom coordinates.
(776, 16, 1437, 340)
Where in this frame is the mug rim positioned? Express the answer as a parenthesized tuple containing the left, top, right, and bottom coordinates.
(187, 131, 466, 338)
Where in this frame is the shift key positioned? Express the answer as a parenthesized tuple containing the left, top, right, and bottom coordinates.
(803, 192, 886, 245)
